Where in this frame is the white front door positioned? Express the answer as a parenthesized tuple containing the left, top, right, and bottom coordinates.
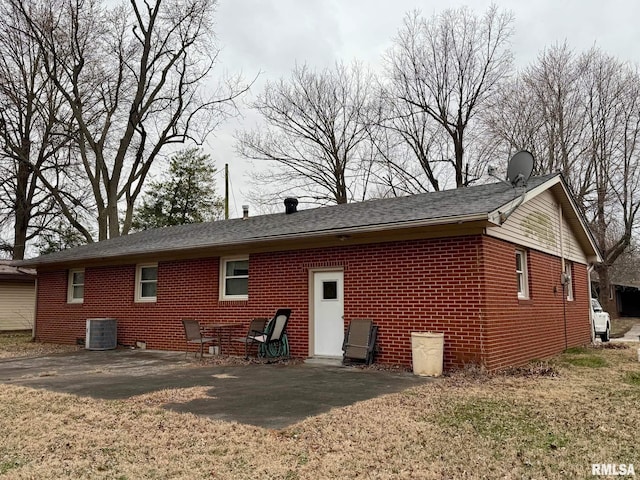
(313, 271, 344, 357)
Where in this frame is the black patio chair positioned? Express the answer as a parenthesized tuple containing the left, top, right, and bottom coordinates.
(245, 308, 292, 358)
(342, 319, 378, 365)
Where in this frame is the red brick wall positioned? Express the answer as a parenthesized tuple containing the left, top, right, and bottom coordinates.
(34, 234, 591, 370)
(480, 236, 591, 370)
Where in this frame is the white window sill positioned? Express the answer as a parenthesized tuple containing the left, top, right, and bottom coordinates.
(220, 296, 248, 302)
(135, 297, 157, 303)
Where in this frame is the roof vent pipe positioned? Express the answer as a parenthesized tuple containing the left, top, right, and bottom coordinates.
(242, 205, 249, 220)
(284, 197, 298, 214)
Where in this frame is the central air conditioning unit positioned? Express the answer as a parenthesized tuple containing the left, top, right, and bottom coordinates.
(85, 318, 117, 350)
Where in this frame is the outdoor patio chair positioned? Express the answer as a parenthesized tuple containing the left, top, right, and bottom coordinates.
(181, 319, 216, 358)
(342, 319, 378, 365)
(246, 308, 292, 358)
(232, 317, 268, 359)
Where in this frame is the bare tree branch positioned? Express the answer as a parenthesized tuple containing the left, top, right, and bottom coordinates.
(385, 6, 514, 188)
(0, 0, 78, 259)
(12, 0, 250, 241)
(237, 61, 375, 205)
(484, 44, 640, 315)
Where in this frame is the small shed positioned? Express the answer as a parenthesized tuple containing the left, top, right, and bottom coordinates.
(0, 261, 36, 331)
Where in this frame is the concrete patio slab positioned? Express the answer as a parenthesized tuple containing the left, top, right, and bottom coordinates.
(0, 349, 430, 429)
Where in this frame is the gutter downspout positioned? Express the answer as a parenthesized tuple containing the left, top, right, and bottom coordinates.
(32, 276, 38, 341)
(587, 264, 596, 344)
(559, 204, 568, 350)
(559, 204, 566, 273)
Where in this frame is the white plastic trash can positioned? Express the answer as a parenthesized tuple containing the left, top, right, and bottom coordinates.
(411, 332, 444, 377)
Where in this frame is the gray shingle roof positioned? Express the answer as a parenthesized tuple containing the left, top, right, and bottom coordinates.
(20, 174, 559, 267)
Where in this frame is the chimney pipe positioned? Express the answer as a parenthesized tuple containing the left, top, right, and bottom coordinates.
(284, 197, 298, 214)
(242, 205, 249, 220)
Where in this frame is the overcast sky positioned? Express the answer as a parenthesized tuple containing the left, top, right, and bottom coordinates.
(205, 0, 640, 216)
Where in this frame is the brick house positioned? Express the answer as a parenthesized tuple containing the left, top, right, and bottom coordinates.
(19, 173, 600, 371)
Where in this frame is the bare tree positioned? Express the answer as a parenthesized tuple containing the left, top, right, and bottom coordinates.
(237, 62, 375, 205)
(481, 77, 541, 184)
(485, 45, 640, 314)
(581, 51, 640, 312)
(0, 0, 78, 259)
(608, 244, 640, 292)
(385, 6, 514, 188)
(367, 84, 448, 195)
(13, 0, 249, 242)
(484, 44, 591, 201)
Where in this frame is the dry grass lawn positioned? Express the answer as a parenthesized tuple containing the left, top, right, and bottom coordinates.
(1, 339, 639, 479)
(0, 332, 79, 359)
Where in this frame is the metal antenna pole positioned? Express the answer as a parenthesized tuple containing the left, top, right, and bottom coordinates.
(224, 163, 229, 219)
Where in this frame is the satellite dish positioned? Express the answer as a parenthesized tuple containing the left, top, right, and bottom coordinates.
(506, 150, 534, 187)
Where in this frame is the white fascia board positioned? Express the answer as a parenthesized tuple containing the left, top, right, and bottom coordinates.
(488, 176, 562, 223)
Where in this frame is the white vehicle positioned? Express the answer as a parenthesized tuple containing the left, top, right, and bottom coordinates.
(591, 298, 611, 342)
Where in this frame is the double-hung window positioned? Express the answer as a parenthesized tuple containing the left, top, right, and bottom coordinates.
(67, 269, 85, 303)
(220, 257, 249, 300)
(135, 264, 158, 302)
(515, 250, 529, 299)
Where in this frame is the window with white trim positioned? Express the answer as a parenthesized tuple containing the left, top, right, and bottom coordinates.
(564, 261, 574, 301)
(135, 264, 158, 302)
(67, 269, 85, 303)
(220, 257, 248, 300)
(516, 250, 529, 299)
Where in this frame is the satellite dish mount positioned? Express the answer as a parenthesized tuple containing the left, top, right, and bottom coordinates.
(495, 150, 535, 223)
(506, 150, 534, 187)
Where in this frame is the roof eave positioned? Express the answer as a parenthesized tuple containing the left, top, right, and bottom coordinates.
(251, 212, 491, 242)
(0, 274, 36, 283)
(22, 212, 491, 269)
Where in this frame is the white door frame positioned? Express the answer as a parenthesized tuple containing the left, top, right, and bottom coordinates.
(308, 267, 344, 357)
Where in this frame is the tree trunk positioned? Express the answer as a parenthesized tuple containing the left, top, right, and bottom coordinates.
(335, 183, 348, 204)
(594, 263, 615, 318)
(12, 211, 28, 261)
(12, 161, 31, 260)
(454, 135, 464, 188)
(107, 200, 120, 239)
(97, 210, 108, 241)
